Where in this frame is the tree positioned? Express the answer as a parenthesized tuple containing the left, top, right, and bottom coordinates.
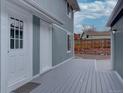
(80, 24, 96, 39)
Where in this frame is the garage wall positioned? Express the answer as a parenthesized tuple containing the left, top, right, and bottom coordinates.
(52, 25, 73, 66)
(32, 15, 40, 76)
(112, 16, 123, 78)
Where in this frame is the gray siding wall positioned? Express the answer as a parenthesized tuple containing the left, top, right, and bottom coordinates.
(32, 0, 74, 67)
(32, 0, 74, 66)
(112, 17, 123, 78)
(33, 15, 40, 76)
(52, 26, 73, 66)
(33, 0, 74, 33)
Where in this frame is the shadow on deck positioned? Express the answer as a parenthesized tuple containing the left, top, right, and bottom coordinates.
(13, 59, 123, 93)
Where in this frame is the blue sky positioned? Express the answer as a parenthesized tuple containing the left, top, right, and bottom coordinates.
(74, 0, 117, 33)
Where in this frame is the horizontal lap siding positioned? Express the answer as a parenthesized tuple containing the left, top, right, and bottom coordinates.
(52, 26, 73, 66)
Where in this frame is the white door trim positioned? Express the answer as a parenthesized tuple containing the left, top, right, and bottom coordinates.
(40, 20, 52, 74)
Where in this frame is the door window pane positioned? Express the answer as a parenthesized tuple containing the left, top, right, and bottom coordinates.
(10, 17, 15, 27)
(10, 28, 14, 38)
(20, 21, 23, 29)
(15, 29, 19, 38)
(15, 19, 19, 28)
(20, 40, 23, 48)
(10, 39, 14, 49)
(15, 39, 19, 49)
(20, 31, 23, 39)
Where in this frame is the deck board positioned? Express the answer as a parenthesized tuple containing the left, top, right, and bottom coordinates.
(91, 71, 97, 93)
(29, 59, 122, 93)
(99, 72, 108, 93)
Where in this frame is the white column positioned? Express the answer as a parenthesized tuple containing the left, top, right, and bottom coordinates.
(111, 31, 114, 70)
(0, 0, 8, 93)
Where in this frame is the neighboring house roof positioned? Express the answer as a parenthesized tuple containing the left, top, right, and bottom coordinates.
(74, 31, 111, 40)
(106, 0, 123, 26)
(83, 31, 111, 40)
(67, 0, 80, 11)
(84, 31, 111, 36)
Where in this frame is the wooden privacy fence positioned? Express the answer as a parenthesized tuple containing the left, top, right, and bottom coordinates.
(75, 39, 111, 55)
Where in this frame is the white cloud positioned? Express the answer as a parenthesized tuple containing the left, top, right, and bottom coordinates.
(74, 24, 95, 34)
(74, 24, 83, 34)
(74, 0, 117, 33)
(75, 24, 82, 28)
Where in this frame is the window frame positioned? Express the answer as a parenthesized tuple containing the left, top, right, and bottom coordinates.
(67, 33, 71, 53)
(9, 17, 24, 50)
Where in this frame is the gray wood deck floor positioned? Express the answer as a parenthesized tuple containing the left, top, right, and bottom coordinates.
(31, 59, 123, 93)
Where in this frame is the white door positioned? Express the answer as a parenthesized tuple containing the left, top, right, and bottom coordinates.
(7, 14, 29, 90)
(40, 20, 52, 73)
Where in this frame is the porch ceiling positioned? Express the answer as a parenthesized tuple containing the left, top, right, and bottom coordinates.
(27, 59, 123, 93)
(106, 0, 123, 27)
